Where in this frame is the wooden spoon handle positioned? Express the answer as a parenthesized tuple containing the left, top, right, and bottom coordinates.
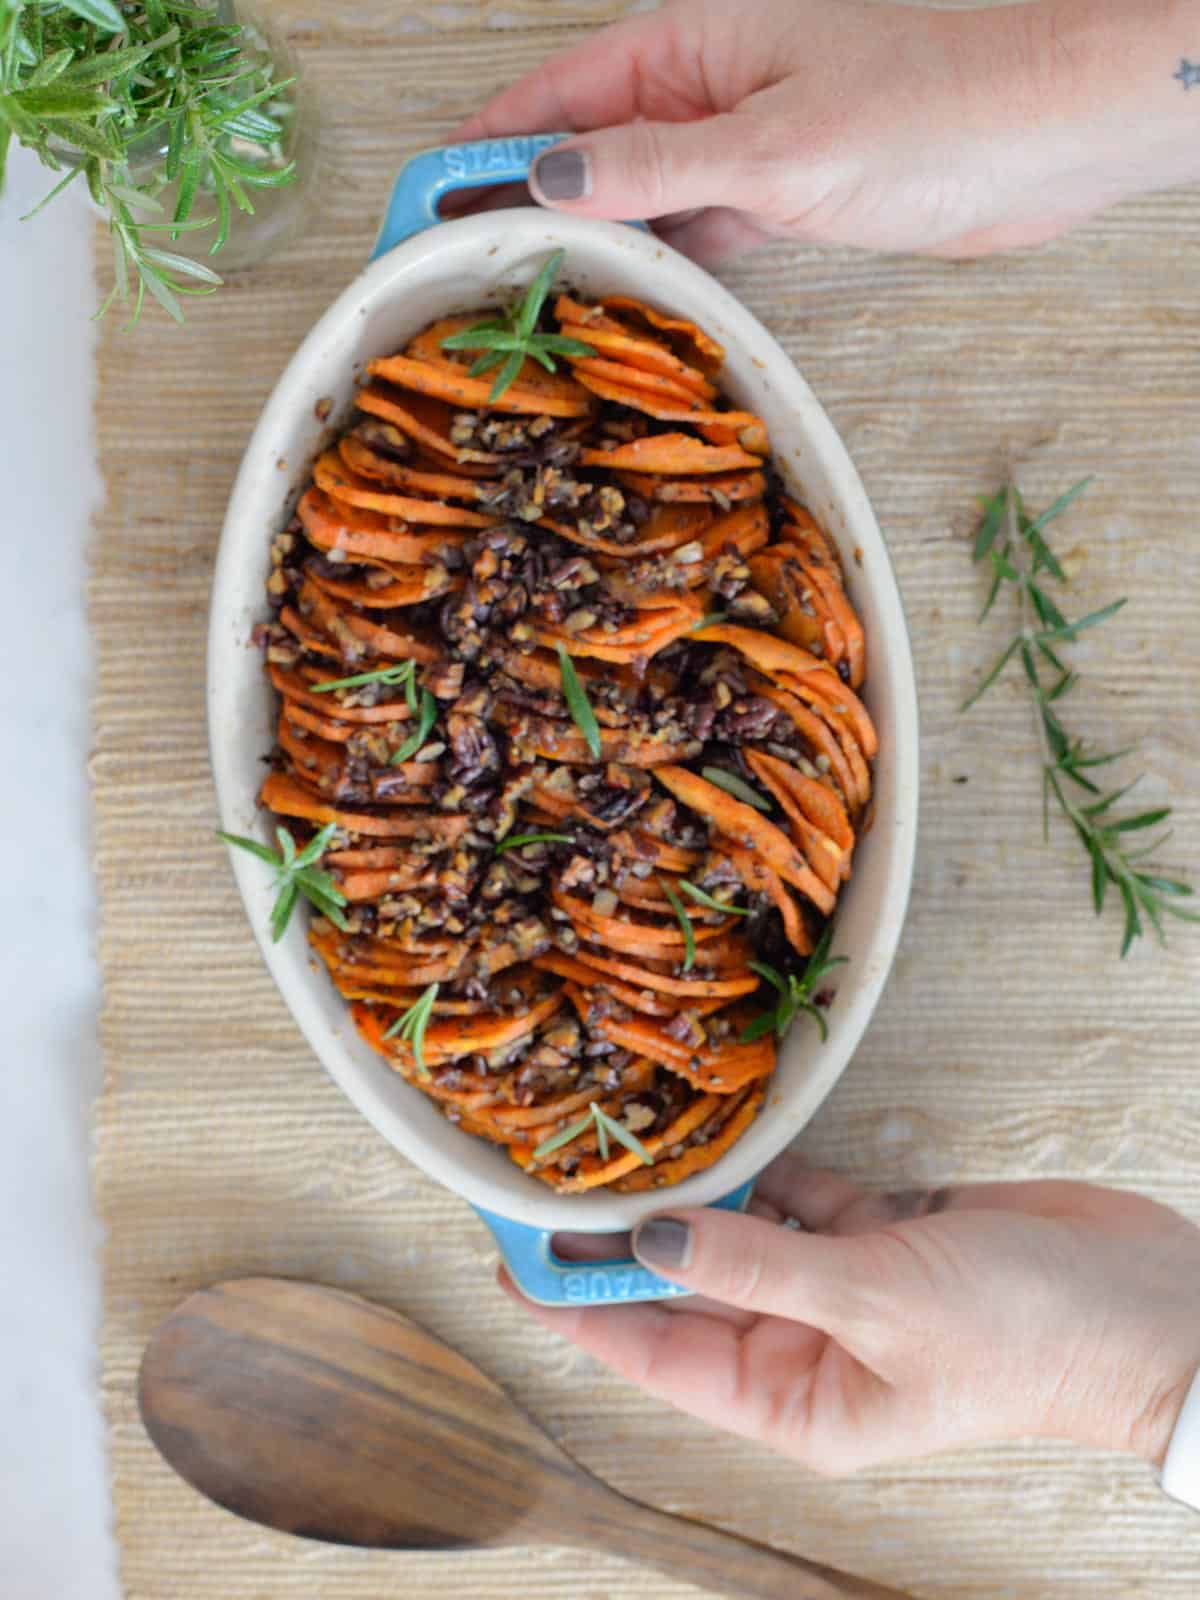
(591, 1487, 916, 1600)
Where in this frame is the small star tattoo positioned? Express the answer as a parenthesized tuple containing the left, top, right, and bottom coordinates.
(1174, 58, 1200, 90)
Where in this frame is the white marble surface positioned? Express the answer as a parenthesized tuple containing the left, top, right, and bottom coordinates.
(0, 146, 119, 1600)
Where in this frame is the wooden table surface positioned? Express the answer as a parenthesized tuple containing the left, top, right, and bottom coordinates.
(94, 4, 1200, 1596)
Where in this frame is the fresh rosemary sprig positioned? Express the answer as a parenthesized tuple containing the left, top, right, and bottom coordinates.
(217, 820, 348, 943)
(659, 878, 696, 973)
(556, 643, 602, 760)
(531, 1100, 654, 1166)
(700, 766, 771, 813)
(1, 0, 298, 324)
(311, 661, 417, 696)
(964, 481, 1197, 956)
(391, 688, 437, 764)
(677, 878, 751, 917)
(383, 981, 439, 1075)
(494, 831, 572, 855)
(739, 925, 846, 1044)
(439, 248, 595, 401)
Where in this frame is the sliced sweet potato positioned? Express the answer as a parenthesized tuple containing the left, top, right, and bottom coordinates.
(720, 840, 812, 956)
(333, 864, 439, 902)
(697, 415, 770, 456)
(270, 665, 414, 725)
(494, 704, 700, 768)
(581, 433, 759, 475)
(699, 501, 770, 562)
(538, 500, 713, 560)
(572, 356, 709, 408)
(260, 772, 469, 841)
(368, 352, 592, 417)
(615, 468, 766, 504)
(279, 604, 339, 661)
(749, 542, 863, 688)
(568, 946, 759, 1000)
(600, 296, 725, 374)
(298, 486, 471, 565)
(298, 577, 441, 666)
(280, 701, 358, 744)
(316, 931, 469, 990)
(608, 827, 702, 873)
(742, 750, 845, 892)
(304, 563, 456, 610)
(338, 434, 498, 503)
(653, 765, 836, 915)
(613, 1084, 764, 1191)
(748, 675, 864, 812)
(380, 988, 564, 1070)
(557, 325, 715, 399)
(356, 384, 501, 466)
(572, 367, 767, 447)
(781, 496, 844, 574)
(595, 1013, 775, 1093)
(746, 545, 829, 658)
(690, 622, 877, 760)
(744, 747, 854, 852)
(553, 888, 732, 954)
(517, 1088, 722, 1193)
(313, 450, 500, 528)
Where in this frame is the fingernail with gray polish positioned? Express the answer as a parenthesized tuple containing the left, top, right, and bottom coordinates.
(632, 1217, 692, 1271)
(532, 147, 590, 204)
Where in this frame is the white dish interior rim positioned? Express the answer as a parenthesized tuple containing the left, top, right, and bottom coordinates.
(207, 209, 919, 1232)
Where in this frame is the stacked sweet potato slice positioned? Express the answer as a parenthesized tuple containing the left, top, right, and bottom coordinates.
(251, 278, 877, 1193)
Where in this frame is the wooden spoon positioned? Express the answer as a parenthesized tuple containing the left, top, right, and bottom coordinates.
(139, 1277, 917, 1600)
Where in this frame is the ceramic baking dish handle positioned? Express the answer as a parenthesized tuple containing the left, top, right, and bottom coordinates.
(371, 134, 571, 257)
(474, 1180, 756, 1307)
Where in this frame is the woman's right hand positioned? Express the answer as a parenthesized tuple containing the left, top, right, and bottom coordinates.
(455, 0, 1200, 265)
(504, 1155, 1200, 1473)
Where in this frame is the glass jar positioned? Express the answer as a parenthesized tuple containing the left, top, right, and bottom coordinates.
(63, 0, 317, 274)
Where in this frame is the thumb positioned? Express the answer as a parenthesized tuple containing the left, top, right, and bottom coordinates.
(529, 115, 768, 221)
(632, 1208, 875, 1332)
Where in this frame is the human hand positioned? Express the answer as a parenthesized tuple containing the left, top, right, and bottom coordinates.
(455, 0, 1200, 265)
(501, 1154, 1200, 1472)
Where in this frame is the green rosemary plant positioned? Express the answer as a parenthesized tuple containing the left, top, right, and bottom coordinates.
(0, 0, 297, 323)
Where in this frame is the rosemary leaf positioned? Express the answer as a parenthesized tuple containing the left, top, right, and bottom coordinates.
(439, 250, 593, 401)
(660, 879, 696, 973)
(964, 478, 1195, 955)
(677, 879, 751, 917)
(383, 982, 439, 1074)
(556, 644, 602, 759)
(494, 831, 572, 855)
(591, 1103, 654, 1166)
(391, 689, 438, 764)
(532, 1110, 595, 1162)
(700, 765, 772, 812)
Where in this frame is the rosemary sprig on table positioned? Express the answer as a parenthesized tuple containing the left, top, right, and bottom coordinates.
(217, 821, 347, 942)
(1, 0, 297, 324)
(439, 248, 595, 401)
(531, 1100, 654, 1166)
(964, 480, 1197, 956)
(740, 926, 846, 1044)
(383, 982, 439, 1074)
(556, 643, 602, 759)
